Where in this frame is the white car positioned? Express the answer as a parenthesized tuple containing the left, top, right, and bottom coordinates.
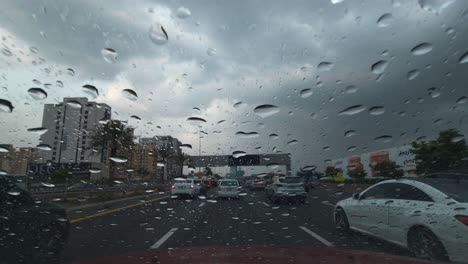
(334, 177, 468, 262)
(171, 178, 199, 198)
(265, 176, 307, 203)
(216, 179, 240, 198)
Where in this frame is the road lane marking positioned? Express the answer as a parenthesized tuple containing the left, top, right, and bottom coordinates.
(262, 202, 270, 207)
(321, 201, 335, 207)
(150, 228, 178, 249)
(70, 196, 170, 223)
(199, 202, 206, 207)
(299, 226, 334, 247)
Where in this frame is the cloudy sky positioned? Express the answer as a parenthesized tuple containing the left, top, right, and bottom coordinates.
(1, 0, 467, 173)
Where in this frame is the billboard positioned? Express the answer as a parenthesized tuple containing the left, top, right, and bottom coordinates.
(333, 145, 416, 178)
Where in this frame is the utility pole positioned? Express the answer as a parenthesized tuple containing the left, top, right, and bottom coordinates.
(198, 126, 201, 173)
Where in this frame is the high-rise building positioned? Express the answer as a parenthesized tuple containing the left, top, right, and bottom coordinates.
(38, 97, 111, 164)
(139, 136, 183, 180)
(0, 144, 38, 176)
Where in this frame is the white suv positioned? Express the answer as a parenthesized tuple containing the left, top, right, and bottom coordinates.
(265, 176, 306, 203)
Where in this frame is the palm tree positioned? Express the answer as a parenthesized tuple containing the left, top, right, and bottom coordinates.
(90, 120, 134, 180)
(176, 152, 191, 175)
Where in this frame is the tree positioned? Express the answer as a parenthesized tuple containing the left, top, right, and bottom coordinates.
(90, 120, 134, 179)
(412, 129, 468, 174)
(348, 167, 367, 179)
(325, 166, 340, 178)
(373, 160, 404, 179)
(49, 169, 71, 184)
(176, 152, 191, 175)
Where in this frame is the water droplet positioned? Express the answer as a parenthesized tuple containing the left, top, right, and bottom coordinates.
(41, 182, 55, 188)
(407, 69, 420, 80)
(456, 96, 467, 104)
(27, 127, 48, 135)
(254, 104, 280, 118)
(331, 0, 344, 4)
(317, 62, 334, 72)
(0, 146, 9, 152)
(56, 80, 64, 88)
(418, 0, 455, 14)
(109, 157, 128, 163)
(339, 105, 366, 115)
(347, 146, 357, 152)
(29, 46, 39, 54)
(233, 102, 246, 108)
(180, 144, 192, 150)
(37, 144, 52, 151)
(187, 116, 207, 123)
(122, 89, 138, 101)
(0, 99, 14, 113)
(281, 213, 290, 216)
(300, 88, 313, 98)
(207, 48, 217, 56)
(428, 87, 441, 98)
(130, 115, 141, 120)
(369, 106, 385, 115)
(377, 13, 393, 27)
(149, 22, 168, 45)
(157, 161, 166, 167)
(89, 168, 101, 173)
(459, 51, 468, 64)
(66, 100, 82, 109)
(303, 165, 316, 171)
(235, 131, 259, 138)
(371, 60, 388, 74)
(101, 48, 117, 64)
(267, 163, 279, 169)
(217, 120, 226, 124)
(67, 68, 75, 76)
(7, 191, 20, 196)
(451, 135, 465, 143)
(411, 42, 433, 56)
(287, 140, 298, 145)
(82, 84, 99, 98)
(0, 169, 8, 175)
(269, 134, 279, 140)
(344, 130, 357, 137)
(2, 48, 12, 56)
(27, 88, 47, 100)
(176, 6, 191, 19)
(345, 85, 357, 94)
(207, 199, 217, 203)
(160, 201, 168, 205)
(232, 151, 247, 158)
(374, 135, 393, 143)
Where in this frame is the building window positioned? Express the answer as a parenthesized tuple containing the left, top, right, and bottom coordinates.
(84, 121, 88, 124)
(52, 157, 56, 161)
(84, 115, 88, 119)
(82, 141, 86, 145)
(55, 126, 59, 129)
(85, 110, 89, 114)
(53, 152, 56, 155)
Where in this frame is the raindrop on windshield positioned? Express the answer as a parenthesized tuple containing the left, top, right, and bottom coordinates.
(267, 163, 279, 169)
(149, 22, 168, 45)
(37, 144, 52, 151)
(302, 165, 316, 171)
(331, 0, 344, 3)
(407, 70, 420, 80)
(287, 140, 298, 145)
(374, 135, 393, 143)
(176, 6, 191, 19)
(317, 62, 334, 72)
(101, 48, 117, 64)
(451, 135, 465, 143)
(66, 100, 82, 109)
(233, 102, 246, 108)
(411, 42, 433, 56)
(371, 60, 388, 74)
(207, 48, 217, 56)
(0, 99, 14, 113)
(269, 134, 279, 140)
(369, 106, 385, 115)
(41, 182, 55, 188)
(89, 168, 101, 173)
(418, 0, 455, 14)
(338, 105, 366, 115)
(187, 117, 207, 123)
(27, 127, 48, 135)
(254, 104, 280, 118)
(345, 85, 357, 94)
(428, 87, 441, 98)
(0, 146, 9, 152)
(82, 84, 99, 98)
(457, 96, 467, 104)
(130, 115, 141, 120)
(235, 131, 259, 138)
(344, 130, 357, 137)
(459, 51, 468, 64)
(27, 88, 47, 100)
(347, 146, 357, 152)
(122, 89, 138, 101)
(232, 151, 247, 158)
(376, 13, 393, 27)
(180, 144, 192, 150)
(299, 88, 313, 98)
(67, 68, 75, 76)
(109, 157, 128, 163)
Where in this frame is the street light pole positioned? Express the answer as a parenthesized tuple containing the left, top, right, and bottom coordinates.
(198, 126, 201, 173)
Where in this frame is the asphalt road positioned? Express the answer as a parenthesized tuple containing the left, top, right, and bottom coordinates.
(62, 186, 411, 263)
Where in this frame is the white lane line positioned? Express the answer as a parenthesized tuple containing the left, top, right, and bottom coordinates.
(150, 228, 178, 249)
(299, 226, 334, 247)
(321, 201, 335, 207)
(199, 202, 206, 207)
(261, 202, 270, 207)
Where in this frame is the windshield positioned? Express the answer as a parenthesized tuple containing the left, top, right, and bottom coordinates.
(1, 0, 468, 263)
(220, 181, 238, 186)
(419, 178, 468, 202)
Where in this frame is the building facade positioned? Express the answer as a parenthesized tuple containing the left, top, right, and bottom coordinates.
(0, 145, 38, 176)
(38, 97, 111, 164)
(139, 136, 183, 181)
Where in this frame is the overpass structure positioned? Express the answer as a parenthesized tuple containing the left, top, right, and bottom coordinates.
(189, 153, 291, 175)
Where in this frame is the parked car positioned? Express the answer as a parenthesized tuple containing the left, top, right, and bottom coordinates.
(265, 176, 307, 203)
(171, 178, 199, 198)
(334, 177, 468, 262)
(216, 179, 240, 199)
(0, 175, 70, 263)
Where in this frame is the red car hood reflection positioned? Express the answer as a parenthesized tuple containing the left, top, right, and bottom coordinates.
(68, 245, 435, 264)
